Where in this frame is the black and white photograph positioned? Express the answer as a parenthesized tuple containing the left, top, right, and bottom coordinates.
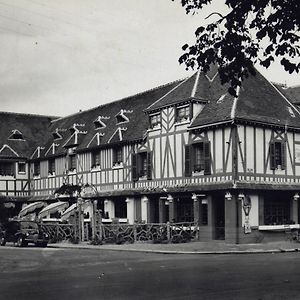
(0, 1, 300, 299)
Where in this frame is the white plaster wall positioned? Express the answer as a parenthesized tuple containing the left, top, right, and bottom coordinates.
(141, 196, 148, 222)
(126, 198, 135, 224)
(104, 199, 115, 219)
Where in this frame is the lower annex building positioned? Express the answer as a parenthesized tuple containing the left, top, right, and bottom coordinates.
(1, 67, 300, 243)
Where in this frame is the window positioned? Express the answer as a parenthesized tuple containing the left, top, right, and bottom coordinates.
(91, 150, 101, 168)
(201, 200, 208, 225)
(185, 141, 211, 176)
(8, 129, 24, 140)
(114, 199, 127, 218)
(113, 147, 123, 166)
(33, 162, 40, 176)
(270, 141, 285, 170)
(48, 159, 55, 175)
(68, 154, 76, 171)
(176, 105, 190, 123)
(132, 151, 152, 181)
(18, 162, 26, 174)
(0, 161, 14, 176)
(264, 198, 290, 225)
(149, 113, 161, 129)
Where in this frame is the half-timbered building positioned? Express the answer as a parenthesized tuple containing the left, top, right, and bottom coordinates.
(1, 68, 300, 243)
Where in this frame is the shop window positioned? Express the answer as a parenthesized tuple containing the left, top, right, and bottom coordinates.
(114, 200, 127, 218)
(48, 159, 55, 175)
(68, 154, 76, 172)
(113, 147, 123, 166)
(132, 151, 152, 181)
(176, 105, 190, 123)
(0, 161, 14, 176)
(91, 150, 101, 169)
(149, 113, 161, 129)
(264, 199, 290, 225)
(18, 162, 26, 174)
(33, 162, 40, 176)
(185, 141, 211, 176)
(270, 141, 285, 170)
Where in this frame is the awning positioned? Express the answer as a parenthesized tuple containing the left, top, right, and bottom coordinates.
(38, 201, 69, 218)
(18, 201, 47, 217)
(61, 201, 90, 221)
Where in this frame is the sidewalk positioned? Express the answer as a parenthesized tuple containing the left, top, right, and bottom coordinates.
(48, 240, 300, 254)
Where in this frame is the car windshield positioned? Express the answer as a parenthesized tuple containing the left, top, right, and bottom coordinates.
(20, 222, 38, 230)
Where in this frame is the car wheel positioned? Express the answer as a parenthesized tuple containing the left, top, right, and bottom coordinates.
(16, 236, 26, 247)
(0, 237, 6, 246)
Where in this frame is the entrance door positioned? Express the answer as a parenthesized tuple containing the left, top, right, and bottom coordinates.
(214, 198, 225, 240)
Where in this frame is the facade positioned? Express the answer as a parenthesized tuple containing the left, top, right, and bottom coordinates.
(1, 68, 300, 243)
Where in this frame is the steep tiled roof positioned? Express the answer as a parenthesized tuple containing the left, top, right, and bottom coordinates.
(275, 85, 300, 105)
(190, 70, 300, 129)
(39, 80, 180, 158)
(0, 112, 56, 158)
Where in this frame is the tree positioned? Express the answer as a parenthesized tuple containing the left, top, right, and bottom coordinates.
(174, 0, 300, 95)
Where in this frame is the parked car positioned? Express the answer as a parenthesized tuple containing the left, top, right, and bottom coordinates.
(0, 220, 49, 247)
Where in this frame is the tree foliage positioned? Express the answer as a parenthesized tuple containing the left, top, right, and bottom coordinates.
(174, 0, 300, 95)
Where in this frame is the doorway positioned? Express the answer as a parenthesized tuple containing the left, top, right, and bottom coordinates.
(214, 197, 225, 240)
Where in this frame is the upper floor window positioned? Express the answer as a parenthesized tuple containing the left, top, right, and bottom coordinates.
(8, 129, 24, 141)
(33, 161, 40, 176)
(270, 141, 286, 170)
(48, 159, 55, 175)
(185, 141, 211, 176)
(176, 105, 190, 123)
(149, 113, 161, 129)
(113, 147, 123, 166)
(0, 161, 14, 176)
(68, 154, 76, 172)
(91, 150, 101, 169)
(18, 162, 26, 174)
(132, 151, 152, 181)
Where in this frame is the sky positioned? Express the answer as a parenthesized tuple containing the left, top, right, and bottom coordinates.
(0, 0, 299, 117)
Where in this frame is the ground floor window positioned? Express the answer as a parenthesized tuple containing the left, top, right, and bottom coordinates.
(114, 199, 127, 218)
(176, 198, 193, 223)
(264, 198, 290, 225)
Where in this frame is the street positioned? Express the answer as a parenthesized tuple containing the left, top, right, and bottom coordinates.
(1, 245, 300, 300)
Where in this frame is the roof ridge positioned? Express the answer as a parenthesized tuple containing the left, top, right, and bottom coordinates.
(51, 78, 185, 123)
(0, 111, 58, 119)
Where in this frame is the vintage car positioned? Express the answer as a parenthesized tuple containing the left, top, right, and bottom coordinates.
(0, 220, 49, 247)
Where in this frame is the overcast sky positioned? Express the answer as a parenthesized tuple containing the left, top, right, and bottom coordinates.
(0, 0, 299, 117)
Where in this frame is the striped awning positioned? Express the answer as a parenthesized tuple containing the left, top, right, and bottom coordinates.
(61, 201, 90, 221)
(38, 201, 69, 218)
(18, 201, 47, 217)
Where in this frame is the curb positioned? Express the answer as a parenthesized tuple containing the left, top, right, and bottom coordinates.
(47, 244, 300, 255)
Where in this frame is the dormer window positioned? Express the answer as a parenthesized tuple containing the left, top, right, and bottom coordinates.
(149, 113, 161, 129)
(94, 117, 107, 130)
(115, 109, 131, 124)
(48, 158, 55, 175)
(176, 105, 190, 123)
(33, 162, 40, 177)
(52, 129, 63, 141)
(8, 129, 24, 141)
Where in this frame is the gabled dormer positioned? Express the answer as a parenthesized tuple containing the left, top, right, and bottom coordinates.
(115, 109, 132, 124)
(94, 116, 109, 130)
(52, 128, 65, 141)
(63, 123, 87, 148)
(8, 129, 24, 141)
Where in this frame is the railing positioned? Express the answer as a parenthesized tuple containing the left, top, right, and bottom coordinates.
(40, 222, 199, 244)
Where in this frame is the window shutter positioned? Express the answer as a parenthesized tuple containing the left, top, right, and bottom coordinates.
(185, 145, 192, 177)
(270, 142, 276, 170)
(147, 151, 153, 180)
(281, 141, 286, 170)
(204, 141, 211, 175)
(132, 153, 138, 182)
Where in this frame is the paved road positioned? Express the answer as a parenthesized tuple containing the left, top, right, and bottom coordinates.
(1, 245, 300, 300)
